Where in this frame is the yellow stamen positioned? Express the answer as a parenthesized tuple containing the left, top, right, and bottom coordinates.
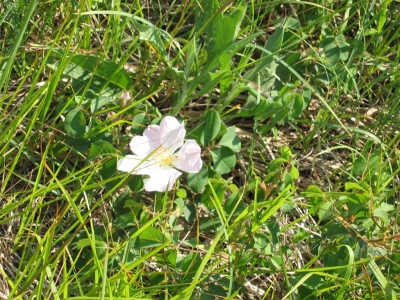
(153, 146, 176, 166)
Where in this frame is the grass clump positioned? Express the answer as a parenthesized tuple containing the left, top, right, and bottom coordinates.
(1, 0, 399, 299)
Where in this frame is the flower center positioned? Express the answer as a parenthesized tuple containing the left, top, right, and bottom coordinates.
(153, 146, 176, 167)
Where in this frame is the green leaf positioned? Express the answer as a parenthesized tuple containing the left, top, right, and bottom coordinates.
(132, 20, 171, 67)
(320, 37, 340, 65)
(345, 182, 369, 193)
(224, 192, 242, 216)
(348, 193, 369, 204)
(208, 283, 227, 297)
(244, 27, 284, 81)
(69, 55, 132, 90)
(88, 140, 116, 160)
(335, 35, 349, 61)
(201, 182, 226, 210)
(139, 226, 167, 248)
(76, 238, 107, 251)
(48, 54, 130, 101)
(377, 2, 387, 33)
(318, 202, 332, 221)
(176, 189, 187, 199)
(319, 35, 349, 65)
(236, 99, 283, 118)
(380, 202, 394, 213)
(187, 165, 208, 193)
(131, 113, 150, 134)
(353, 156, 368, 176)
(302, 185, 325, 215)
(179, 252, 202, 282)
(90, 96, 111, 113)
(280, 145, 293, 160)
(195, 71, 227, 98)
(269, 157, 288, 171)
(289, 166, 299, 179)
(281, 199, 295, 213)
(218, 126, 241, 152)
(164, 249, 177, 267)
(184, 37, 199, 80)
(207, 6, 246, 61)
(64, 107, 86, 137)
(289, 93, 303, 119)
(99, 157, 119, 191)
(184, 203, 196, 223)
(201, 110, 221, 145)
(373, 208, 389, 225)
(195, 0, 220, 36)
(210, 146, 236, 175)
(113, 212, 136, 229)
(128, 176, 144, 192)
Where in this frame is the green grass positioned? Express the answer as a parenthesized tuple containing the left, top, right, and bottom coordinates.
(1, 0, 400, 299)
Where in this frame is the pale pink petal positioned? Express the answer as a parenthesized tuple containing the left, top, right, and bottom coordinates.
(130, 125, 160, 157)
(118, 154, 165, 176)
(118, 154, 144, 173)
(174, 140, 202, 173)
(144, 166, 182, 192)
(143, 125, 161, 149)
(159, 116, 185, 151)
(121, 91, 131, 101)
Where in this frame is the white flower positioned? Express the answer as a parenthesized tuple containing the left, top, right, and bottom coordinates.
(118, 116, 202, 192)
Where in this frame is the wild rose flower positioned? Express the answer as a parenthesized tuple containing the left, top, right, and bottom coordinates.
(118, 116, 202, 192)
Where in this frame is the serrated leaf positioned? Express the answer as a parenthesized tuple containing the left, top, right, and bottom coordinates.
(139, 226, 167, 248)
(348, 193, 369, 204)
(345, 182, 368, 193)
(210, 146, 236, 175)
(64, 107, 86, 137)
(187, 165, 208, 193)
(164, 249, 177, 267)
(218, 126, 241, 152)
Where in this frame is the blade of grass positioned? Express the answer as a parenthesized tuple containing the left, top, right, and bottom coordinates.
(0, 0, 38, 95)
